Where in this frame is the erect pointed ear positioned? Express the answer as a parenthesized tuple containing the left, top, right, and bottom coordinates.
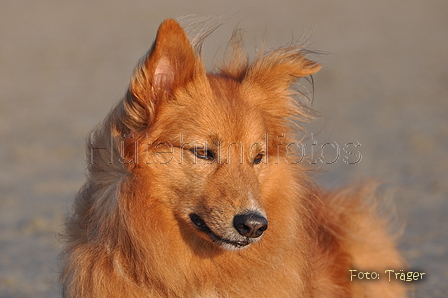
(129, 19, 205, 104)
(243, 47, 321, 91)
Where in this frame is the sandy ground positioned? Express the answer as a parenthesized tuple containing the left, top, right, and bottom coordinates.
(1, 0, 447, 297)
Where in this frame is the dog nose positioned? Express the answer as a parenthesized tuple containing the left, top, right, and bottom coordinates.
(233, 212, 268, 238)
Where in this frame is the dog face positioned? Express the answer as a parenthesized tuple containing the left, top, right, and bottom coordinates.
(147, 76, 270, 250)
(123, 19, 320, 250)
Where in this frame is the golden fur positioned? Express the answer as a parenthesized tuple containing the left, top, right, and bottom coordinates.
(60, 19, 408, 297)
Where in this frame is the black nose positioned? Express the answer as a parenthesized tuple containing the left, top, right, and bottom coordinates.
(233, 212, 268, 238)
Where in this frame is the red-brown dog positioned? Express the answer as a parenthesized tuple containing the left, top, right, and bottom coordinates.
(60, 19, 407, 297)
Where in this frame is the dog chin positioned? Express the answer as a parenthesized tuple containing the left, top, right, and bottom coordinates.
(212, 234, 258, 250)
(219, 241, 251, 251)
(210, 233, 259, 251)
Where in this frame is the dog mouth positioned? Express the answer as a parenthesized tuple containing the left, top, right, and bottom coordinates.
(189, 214, 252, 249)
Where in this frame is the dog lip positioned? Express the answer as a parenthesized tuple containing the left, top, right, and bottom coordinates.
(189, 214, 251, 249)
(190, 213, 210, 232)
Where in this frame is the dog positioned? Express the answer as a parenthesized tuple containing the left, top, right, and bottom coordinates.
(60, 19, 408, 297)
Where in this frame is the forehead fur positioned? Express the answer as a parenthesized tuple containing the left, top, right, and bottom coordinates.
(149, 74, 267, 145)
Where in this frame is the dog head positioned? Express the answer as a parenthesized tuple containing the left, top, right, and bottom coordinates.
(116, 19, 320, 250)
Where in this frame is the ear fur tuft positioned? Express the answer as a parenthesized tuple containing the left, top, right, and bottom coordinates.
(244, 46, 321, 89)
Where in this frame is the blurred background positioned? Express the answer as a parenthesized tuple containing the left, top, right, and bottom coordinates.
(1, 0, 447, 297)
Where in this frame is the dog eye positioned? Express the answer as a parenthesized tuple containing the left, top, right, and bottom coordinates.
(191, 148, 215, 161)
(253, 153, 264, 164)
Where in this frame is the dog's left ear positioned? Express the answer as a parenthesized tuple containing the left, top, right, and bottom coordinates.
(244, 48, 321, 90)
(129, 19, 205, 105)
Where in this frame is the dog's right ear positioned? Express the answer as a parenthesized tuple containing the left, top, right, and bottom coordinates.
(114, 19, 205, 163)
(129, 19, 205, 109)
